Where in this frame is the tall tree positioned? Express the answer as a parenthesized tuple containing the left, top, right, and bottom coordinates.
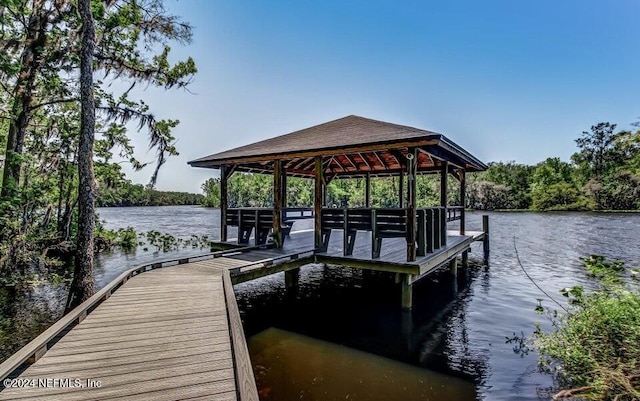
(66, 0, 96, 311)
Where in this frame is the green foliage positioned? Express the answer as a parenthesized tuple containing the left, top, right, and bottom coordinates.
(534, 257, 640, 400)
(466, 162, 535, 210)
(0, 0, 197, 275)
(142, 230, 209, 253)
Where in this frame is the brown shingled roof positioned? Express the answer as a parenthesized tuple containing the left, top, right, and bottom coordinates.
(189, 115, 486, 177)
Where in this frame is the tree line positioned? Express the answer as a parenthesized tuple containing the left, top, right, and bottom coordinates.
(202, 122, 640, 212)
(97, 181, 204, 207)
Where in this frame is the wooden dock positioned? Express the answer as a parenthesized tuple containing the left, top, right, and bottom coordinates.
(0, 253, 266, 401)
(1, 225, 486, 400)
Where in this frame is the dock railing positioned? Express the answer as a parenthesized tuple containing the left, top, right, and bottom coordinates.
(319, 206, 463, 261)
(226, 207, 315, 246)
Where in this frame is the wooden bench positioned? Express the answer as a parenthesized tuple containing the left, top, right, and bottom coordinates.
(319, 208, 374, 255)
(225, 208, 276, 246)
(371, 208, 407, 259)
(320, 207, 449, 260)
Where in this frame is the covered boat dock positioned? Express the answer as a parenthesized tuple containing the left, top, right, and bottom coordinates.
(189, 115, 489, 309)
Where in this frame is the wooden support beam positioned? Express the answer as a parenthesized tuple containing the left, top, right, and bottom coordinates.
(440, 161, 448, 207)
(459, 169, 466, 235)
(390, 149, 407, 169)
(449, 258, 458, 277)
(406, 148, 418, 262)
(282, 164, 288, 209)
(314, 157, 324, 249)
(343, 153, 358, 170)
(365, 172, 371, 208)
(273, 160, 283, 248)
(462, 250, 469, 268)
(285, 268, 300, 290)
(398, 170, 404, 208)
(220, 166, 229, 242)
(483, 215, 490, 266)
(372, 151, 387, 170)
(358, 152, 373, 170)
(401, 274, 413, 310)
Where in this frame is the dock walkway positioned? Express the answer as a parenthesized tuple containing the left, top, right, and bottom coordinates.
(0, 256, 260, 401)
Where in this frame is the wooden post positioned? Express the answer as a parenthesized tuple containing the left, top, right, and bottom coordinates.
(483, 215, 490, 265)
(406, 148, 417, 262)
(462, 250, 469, 268)
(220, 166, 229, 242)
(459, 169, 466, 235)
(440, 161, 448, 246)
(273, 160, 283, 248)
(314, 157, 324, 249)
(440, 162, 448, 207)
(285, 268, 299, 289)
(449, 257, 458, 277)
(398, 170, 404, 208)
(281, 166, 287, 209)
(401, 273, 413, 310)
(365, 172, 371, 208)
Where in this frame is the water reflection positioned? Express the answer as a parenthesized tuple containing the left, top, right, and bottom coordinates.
(235, 264, 493, 400)
(249, 327, 477, 401)
(0, 284, 66, 361)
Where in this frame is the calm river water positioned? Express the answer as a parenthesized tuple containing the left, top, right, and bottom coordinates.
(6, 206, 640, 401)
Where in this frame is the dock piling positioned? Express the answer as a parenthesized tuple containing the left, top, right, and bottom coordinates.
(482, 215, 490, 266)
(285, 268, 300, 290)
(449, 258, 458, 277)
(401, 274, 413, 310)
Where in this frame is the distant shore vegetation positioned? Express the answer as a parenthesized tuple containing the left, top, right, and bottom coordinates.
(202, 121, 640, 212)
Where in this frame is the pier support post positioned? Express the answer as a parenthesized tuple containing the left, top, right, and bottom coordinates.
(401, 274, 413, 310)
(459, 169, 466, 235)
(462, 250, 469, 269)
(406, 148, 418, 262)
(219, 165, 237, 243)
(449, 258, 458, 277)
(483, 215, 490, 266)
(314, 157, 324, 249)
(273, 159, 283, 248)
(285, 268, 300, 290)
(365, 172, 371, 208)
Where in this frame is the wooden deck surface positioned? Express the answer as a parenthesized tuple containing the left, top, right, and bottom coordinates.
(223, 228, 482, 273)
(0, 259, 256, 401)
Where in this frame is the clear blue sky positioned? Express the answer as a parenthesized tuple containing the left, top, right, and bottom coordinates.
(122, 0, 640, 192)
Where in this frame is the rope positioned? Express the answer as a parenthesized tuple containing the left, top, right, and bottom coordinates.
(513, 236, 569, 313)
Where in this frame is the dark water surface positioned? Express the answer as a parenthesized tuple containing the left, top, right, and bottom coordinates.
(5, 206, 640, 400)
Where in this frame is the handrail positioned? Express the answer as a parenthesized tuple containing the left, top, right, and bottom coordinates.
(0, 246, 263, 381)
(222, 270, 259, 401)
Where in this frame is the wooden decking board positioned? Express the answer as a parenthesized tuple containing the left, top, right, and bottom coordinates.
(69, 318, 226, 336)
(62, 323, 228, 344)
(49, 329, 231, 354)
(84, 306, 227, 320)
(183, 392, 238, 401)
(28, 348, 232, 373)
(24, 352, 232, 377)
(4, 370, 236, 400)
(101, 381, 237, 401)
(71, 311, 227, 328)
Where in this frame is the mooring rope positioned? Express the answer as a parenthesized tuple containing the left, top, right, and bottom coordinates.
(513, 236, 569, 313)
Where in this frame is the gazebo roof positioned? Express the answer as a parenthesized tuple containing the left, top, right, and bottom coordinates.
(188, 115, 487, 177)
